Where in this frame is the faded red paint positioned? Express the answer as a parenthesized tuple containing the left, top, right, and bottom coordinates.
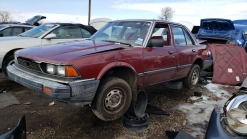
(208, 44, 247, 85)
(16, 22, 211, 88)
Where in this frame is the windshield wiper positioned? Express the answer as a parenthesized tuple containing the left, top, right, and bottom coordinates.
(101, 40, 116, 43)
(101, 40, 131, 46)
(116, 42, 132, 46)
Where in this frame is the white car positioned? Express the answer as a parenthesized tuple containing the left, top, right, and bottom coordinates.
(0, 15, 47, 37)
(0, 23, 33, 37)
(0, 23, 97, 76)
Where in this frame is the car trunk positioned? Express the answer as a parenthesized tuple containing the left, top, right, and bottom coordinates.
(196, 18, 235, 44)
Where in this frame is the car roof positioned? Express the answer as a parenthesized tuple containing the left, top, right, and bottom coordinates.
(43, 23, 97, 34)
(109, 19, 184, 26)
(0, 23, 33, 27)
(234, 24, 247, 30)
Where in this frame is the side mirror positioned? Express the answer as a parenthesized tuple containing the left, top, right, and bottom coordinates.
(146, 36, 164, 48)
(0, 33, 3, 37)
(44, 34, 56, 39)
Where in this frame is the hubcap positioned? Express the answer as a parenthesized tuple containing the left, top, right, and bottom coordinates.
(191, 69, 199, 85)
(105, 89, 123, 110)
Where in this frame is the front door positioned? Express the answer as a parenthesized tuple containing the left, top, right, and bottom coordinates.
(143, 23, 177, 85)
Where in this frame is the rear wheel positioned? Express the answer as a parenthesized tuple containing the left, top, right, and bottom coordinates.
(92, 77, 132, 121)
(183, 64, 200, 89)
(2, 55, 14, 77)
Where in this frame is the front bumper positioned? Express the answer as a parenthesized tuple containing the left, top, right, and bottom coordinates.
(205, 107, 247, 139)
(7, 64, 100, 106)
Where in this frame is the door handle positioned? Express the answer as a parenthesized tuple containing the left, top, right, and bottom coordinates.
(168, 50, 174, 54)
(192, 49, 196, 52)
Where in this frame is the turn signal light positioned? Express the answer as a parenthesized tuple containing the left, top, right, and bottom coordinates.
(65, 66, 79, 77)
(43, 86, 52, 95)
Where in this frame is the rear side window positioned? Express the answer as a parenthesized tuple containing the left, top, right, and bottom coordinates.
(172, 26, 186, 45)
(13, 27, 22, 35)
(0, 27, 12, 36)
(184, 31, 193, 45)
(172, 26, 194, 46)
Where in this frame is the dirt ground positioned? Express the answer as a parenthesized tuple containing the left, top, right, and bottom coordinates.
(0, 72, 238, 139)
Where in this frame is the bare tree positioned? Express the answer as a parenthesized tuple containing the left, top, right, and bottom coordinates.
(0, 10, 12, 23)
(158, 7, 175, 21)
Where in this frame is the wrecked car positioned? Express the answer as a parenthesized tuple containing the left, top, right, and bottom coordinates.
(0, 15, 46, 38)
(0, 23, 97, 77)
(195, 18, 247, 48)
(0, 23, 32, 37)
(7, 19, 212, 121)
(205, 79, 247, 139)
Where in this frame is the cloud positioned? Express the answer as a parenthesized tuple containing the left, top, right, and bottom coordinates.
(112, 0, 247, 25)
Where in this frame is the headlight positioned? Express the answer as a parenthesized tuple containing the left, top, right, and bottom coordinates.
(57, 65, 65, 76)
(46, 64, 56, 74)
(45, 64, 79, 77)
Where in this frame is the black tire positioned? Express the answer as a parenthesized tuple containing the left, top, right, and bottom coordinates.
(183, 64, 200, 89)
(92, 77, 132, 121)
(2, 55, 14, 77)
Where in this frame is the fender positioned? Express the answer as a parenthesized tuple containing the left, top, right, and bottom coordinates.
(1, 48, 21, 69)
(96, 61, 138, 80)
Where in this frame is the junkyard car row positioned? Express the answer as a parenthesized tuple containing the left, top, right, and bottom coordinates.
(1, 17, 247, 138)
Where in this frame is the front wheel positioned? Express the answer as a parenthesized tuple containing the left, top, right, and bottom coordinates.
(183, 64, 200, 89)
(2, 55, 14, 77)
(92, 77, 132, 121)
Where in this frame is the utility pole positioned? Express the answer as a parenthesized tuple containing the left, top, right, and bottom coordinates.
(88, 0, 91, 25)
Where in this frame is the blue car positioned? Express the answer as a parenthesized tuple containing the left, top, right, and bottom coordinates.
(195, 18, 247, 50)
(233, 19, 247, 25)
(231, 24, 247, 49)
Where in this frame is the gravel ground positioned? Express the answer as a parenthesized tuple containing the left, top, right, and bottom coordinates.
(0, 72, 238, 139)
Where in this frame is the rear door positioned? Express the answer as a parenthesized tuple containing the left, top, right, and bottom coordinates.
(143, 23, 177, 85)
(171, 25, 198, 79)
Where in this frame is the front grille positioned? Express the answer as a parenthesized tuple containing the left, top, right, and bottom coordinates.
(17, 57, 42, 72)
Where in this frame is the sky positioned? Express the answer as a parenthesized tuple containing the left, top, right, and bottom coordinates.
(0, 0, 247, 26)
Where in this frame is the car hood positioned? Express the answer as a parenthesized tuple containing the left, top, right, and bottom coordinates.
(16, 40, 126, 63)
(197, 18, 235, 40)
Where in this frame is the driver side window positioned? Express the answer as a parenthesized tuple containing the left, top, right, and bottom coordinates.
(152, 24, 169, 46)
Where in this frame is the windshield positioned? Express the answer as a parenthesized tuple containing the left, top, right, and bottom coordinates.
(0, 25, 5, 30)
(19, 24, 57, 38)
(90, 21, 152, 46)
